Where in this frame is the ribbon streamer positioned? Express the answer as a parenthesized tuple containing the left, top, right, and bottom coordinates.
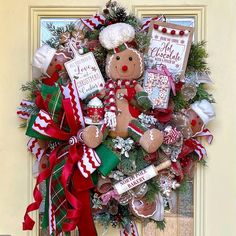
(120, 221, 139, 236)
(27, 138, 45, 160)
(23, 83, 100, 235)
(141, 15, 165, 31)
(194, 128, 213, 144)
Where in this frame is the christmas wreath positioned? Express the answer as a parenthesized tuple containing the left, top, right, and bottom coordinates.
(18, 1, 215, 235)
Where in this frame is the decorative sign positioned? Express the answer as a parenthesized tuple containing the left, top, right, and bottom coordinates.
(114, 165, 157, 195)
(143, 68, 171, 109)
(65, 52, 105, 99)
(147, 21, 194, 80)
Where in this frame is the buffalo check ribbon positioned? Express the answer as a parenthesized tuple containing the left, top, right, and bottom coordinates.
(23, 84, 100, 235)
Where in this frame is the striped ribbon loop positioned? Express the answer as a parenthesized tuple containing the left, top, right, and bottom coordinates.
(27, 138, 45, 160)
(141, 15, 165, 31)
(17, 99, 35, 120)
(194, 128, 213, 144)
(120, 221, 139, 236)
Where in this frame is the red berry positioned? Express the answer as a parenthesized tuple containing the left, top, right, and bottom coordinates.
(171, 30, 176, 35)
(162, 28, 167, 33)
(154, 24, 159, 30)
(179, 30, 184, 36)
(41, 163, 47, 169)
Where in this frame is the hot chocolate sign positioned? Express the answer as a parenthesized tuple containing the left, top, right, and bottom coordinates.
(147, 21, 194, 80)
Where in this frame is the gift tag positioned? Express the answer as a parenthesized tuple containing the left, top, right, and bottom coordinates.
(143, 68, 171, 109)
(64, 42, 105, 99)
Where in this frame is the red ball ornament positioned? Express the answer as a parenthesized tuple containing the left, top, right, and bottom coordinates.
(41, 163, 47, 169)
(162, 28, 167, 33)
(154, 24, 159, 30)
(179, 30, 184, 36)
(171, 30, 176, 35)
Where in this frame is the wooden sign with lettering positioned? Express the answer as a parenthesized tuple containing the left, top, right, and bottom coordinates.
(65, 51, 105, 99)
(147, 21, 194, 80)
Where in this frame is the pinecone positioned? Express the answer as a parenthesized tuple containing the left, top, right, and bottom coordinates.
(115, 7, 127, 22)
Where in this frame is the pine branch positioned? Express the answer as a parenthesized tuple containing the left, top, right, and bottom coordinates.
(18, 104, 39, 116)
(191, 84, 215, 103)
(187, 41, 209, 73)
(21, 79, 42, 99)
(43, 22, 75, 49)
(125, 14, 141, 29)
(135, 31, 150, 53)
(150, 219, 166, 231)
(145, 178, 160, 202)
(19, 122, 27, 128)
(171, 92, 189, 112)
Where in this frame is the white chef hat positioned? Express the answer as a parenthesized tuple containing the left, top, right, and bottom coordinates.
(190, 99, 216, 124)
(32, 44, 56, 77)
(99, 23, 135, 50)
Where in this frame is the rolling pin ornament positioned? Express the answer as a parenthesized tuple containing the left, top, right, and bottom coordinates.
(114, 160, 171, 195)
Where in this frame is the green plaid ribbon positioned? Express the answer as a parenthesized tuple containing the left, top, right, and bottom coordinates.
(26, 84, 68, 139)
(50, 155, 69, 235)
(40, 84, 63, 124)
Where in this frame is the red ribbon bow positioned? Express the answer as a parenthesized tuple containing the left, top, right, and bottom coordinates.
(23, 84, 98, 235)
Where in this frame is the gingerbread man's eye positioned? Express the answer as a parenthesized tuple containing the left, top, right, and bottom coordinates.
(129, 57, 133, 61)
(116, 56, 120, 60)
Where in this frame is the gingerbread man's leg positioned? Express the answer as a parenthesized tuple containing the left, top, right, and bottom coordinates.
(128, 119, 163, 153)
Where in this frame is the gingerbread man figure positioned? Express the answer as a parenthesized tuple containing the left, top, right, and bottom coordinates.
(98, 23, 163, 153)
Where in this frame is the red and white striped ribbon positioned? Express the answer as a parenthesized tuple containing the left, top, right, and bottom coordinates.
(27, 138, 45, 161)
(141, 15, 165, 31)
(77, 145, 101, 178)
(190, 138, 207, 160)
(194, 128, 213, 144)
(120, 221, 139, 236)
(81, 14, 105, 30)
(32, 110, 52, 137)
(61, 83, 85, 128)
(17, 99, 35, 120)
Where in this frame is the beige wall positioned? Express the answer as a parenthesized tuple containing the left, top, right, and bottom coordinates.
(0, 0, 235, 235)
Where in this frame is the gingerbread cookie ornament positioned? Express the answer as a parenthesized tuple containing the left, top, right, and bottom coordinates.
(99, 23, 163, 153)
(32, 44, 71, 80)
(187, 99, 215, 135)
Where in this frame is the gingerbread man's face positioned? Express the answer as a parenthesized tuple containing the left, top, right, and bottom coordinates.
(106, 48, 144, 80)
(46, 51, 71, 77)
(186, 109, 204, 135)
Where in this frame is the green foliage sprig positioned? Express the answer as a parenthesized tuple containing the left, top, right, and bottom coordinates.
(21, 79, 42, 100)
(187, 41, 209, 73)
